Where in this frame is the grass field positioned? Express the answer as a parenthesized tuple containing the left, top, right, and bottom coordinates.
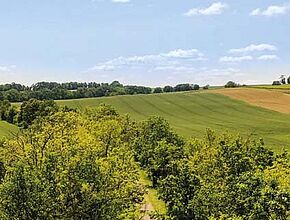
(58, 91, 290, 153)
(0, 121, 19, 138)
(249, 84, 290, 90)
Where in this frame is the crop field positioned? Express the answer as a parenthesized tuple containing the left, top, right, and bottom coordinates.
(0, 121, 19, 138)
(250, 84, 290, 90)
(58, 91, 290, 153)
(212, 88, 290, 114)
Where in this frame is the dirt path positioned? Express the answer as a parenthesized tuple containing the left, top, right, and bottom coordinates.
(139, 170, 166, 220)
(140, 202, 154, 220)
(211, 88, 290, 114)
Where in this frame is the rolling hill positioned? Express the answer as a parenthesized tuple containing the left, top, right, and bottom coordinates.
(58, 91, 290, 153)
(212, 88, 290, 114)
(0, 121, 19, 138)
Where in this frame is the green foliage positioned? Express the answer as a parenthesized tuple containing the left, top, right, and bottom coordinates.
(0, 107, 143, 219)
(272, 81, 282, 86)
(163, 86, 174, 93)
(0, 162, 4, 183)
(159, 160, 200, 219)
(0, 81, 154, 102)
(0, 139, 4, 182)
(203, 85, 210, 90)
(0, 100, 18, 124)
(153, 87, 163, 93)
(17, 99, 59, 128)
(0, 101, 10, 118)
(157, 131, 290, 219)
(193, 84, 200, 90)
(1, 102, 290, 219)
(225, 81, 239, 88)
(174, 83, 195, 92)
(264, 151, 290, 191)
(133, 116, 184, 186)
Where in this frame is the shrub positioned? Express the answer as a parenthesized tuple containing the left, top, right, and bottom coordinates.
(272, 81, 281, 86)
(203, 85, 210, 90)
(163, 86, 174, 93)
(225, 81, 239, 88)
(153, 87, 163, 93)
(193, 84, 200, 90)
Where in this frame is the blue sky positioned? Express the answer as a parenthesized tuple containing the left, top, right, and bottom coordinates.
(0, 0, 290, 86)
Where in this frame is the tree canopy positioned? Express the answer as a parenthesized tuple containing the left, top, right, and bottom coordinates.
(0, 81, 200, 102)
(0, 106, 143, 219)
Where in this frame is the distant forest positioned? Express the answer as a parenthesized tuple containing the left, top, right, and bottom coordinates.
(0, 81, 201, 102)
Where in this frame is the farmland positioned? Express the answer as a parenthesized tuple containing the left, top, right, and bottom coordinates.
(1, 87, 290, 218)
(249, 84, 290, 90)
(0, 121, 18, 138)
(58, 90, 290, 153)
(212, 88, 290, 114)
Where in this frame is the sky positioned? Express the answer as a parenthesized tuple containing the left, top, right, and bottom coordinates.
(0, 0, 290, 86)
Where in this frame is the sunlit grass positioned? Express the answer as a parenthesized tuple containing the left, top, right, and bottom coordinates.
(139, 170, 167, 214)
(57, 92, 290, 153)
(0, 121, 19, 138)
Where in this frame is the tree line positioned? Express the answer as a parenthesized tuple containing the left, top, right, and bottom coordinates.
(0, 100, 289, 219)
(272, 75, 290, 85)
(0, 81, 201, 102)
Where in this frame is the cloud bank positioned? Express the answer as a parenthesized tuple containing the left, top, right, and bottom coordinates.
(89, 49, 206, 71)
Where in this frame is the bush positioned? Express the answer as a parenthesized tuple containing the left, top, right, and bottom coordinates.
(203, 85, 210, 90)
(163, 86, 174, 93)
(153, 87, 163, 93)
(193, 84, 200, 90)
(272, 81, 281, 86)
(174, 84, 193, 92)
(225, 81, 239, 88)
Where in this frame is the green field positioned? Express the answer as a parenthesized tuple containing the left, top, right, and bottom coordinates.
(0, 121, 19, 138)
(58, 92, 290, 153)
(250, 84, 290, 90)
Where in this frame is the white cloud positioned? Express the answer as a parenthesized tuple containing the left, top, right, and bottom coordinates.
(0, 66, 11, 72)
(112, 0, 130, 2)
(220, 54, 279, 63)
(184, 2, 227, 16)
(157, 67, 245, 86)
(89, 49, 206, 71)
(219, 56, 253, 63)
(228, 44, 277, 53)
(163, 49, 204, 59)
(90, 64, 116, 71)
(250, 5, 290, 16)
(0, 65, 16, 72)
(250, 8, 261, 16)
(257, 55, 279, 60)
(154, 66, 243, 77)
(154, 65, 196, 72)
